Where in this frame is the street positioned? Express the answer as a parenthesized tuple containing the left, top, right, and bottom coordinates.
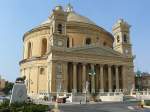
(58, 102, 150, 112)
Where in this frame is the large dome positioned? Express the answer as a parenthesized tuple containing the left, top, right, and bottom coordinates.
(67, 12, 95, 25)
(40, 11, 95, 26)
(24, 5, 114, 42)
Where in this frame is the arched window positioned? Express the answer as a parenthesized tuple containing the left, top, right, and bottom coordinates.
(67, 37, 69, 48)
(58, 24, 62, 34)
(117, 35, 120, 43)
(27, 42, 32, 58)
(40, 68, 45, 75)
(96, 37, 99, 41)
(124, 34, 127, 43)
(103, 42, 106, 46)
(41, 38, 47, 56)
(72, 38, 74, 47)
(85, 38, 91, 45)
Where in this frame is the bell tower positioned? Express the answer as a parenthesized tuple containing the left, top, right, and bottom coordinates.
(112, 19, 132, 57)
(49, 5, 68, 48)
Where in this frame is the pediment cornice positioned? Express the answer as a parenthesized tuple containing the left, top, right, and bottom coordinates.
(65, 44, 123, 57)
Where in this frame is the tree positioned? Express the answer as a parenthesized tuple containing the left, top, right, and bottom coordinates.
(136, 70, 142, 77)
(136, 70, 142, 91)
(3, 81, 14, 95)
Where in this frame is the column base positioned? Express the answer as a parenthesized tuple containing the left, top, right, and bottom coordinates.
(109, 89, 112, 92)
(82, 88, 86, 93)
(99, 89, 104, 92)
(115, 89, 120, 92)
(91, 89, 95, 93)
(64, 90, 68, 94)
(72, 89, 77, 93)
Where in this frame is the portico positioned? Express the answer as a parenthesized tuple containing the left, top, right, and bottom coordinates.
(51, 59, 126, 93)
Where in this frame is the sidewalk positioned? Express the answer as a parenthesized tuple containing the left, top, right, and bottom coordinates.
(145, 106, 150, 109)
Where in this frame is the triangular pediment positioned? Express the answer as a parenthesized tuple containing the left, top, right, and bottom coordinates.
(67, 44, 123, 57)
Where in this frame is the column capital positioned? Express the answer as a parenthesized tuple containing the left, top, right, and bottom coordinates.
(90, 63, 96, 66)
(89, 63, 96, 65)
(115, 65, 119, 68)
(61, 61, 68, 64)
(82, 62, 87, 65)
(122, 65, 128, 68)
(73, 62, 78, 65)
(108, 64, 113, 67)
(99, 64, 104, 67)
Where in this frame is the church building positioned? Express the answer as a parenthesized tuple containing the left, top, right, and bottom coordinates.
(20, 4, 135, 98)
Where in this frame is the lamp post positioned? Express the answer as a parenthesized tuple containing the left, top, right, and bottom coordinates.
(88, 65, 96, 93)
(52, 82, 61, 112)
(85, 81, 89, 104)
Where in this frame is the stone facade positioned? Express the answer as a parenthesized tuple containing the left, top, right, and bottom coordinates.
(0, 76, 6, 90)
(20, 5, 135, 97)
(135, 73, 150, 90)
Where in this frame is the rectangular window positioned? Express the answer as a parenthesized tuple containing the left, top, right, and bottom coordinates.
(40, 68, 45, 75)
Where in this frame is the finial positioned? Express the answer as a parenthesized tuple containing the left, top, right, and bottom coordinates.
(55, 5, 63, 11)
(117, 18, 131, 28)
(66, 3, 73, 12)
(117, 18, 124, 23)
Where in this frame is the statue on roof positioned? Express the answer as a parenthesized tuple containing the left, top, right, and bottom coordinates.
(66, 3, 73, 12)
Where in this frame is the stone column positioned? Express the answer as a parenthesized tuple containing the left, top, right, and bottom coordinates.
(91, 64, 95, 93)
(37, 67, 39, 94)
(100, 64, 104, 92)
(82, 63, 86, 93)
(47, 62, 51, 96)
(108, 65, 112, 92)
(122, 66, 126, 92)
(115, 65, 119, 92)
(73, 62, 77, 93)
(63, 62, 68, 92)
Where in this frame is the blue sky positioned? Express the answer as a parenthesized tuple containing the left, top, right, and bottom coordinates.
(0, 0, 150, 81)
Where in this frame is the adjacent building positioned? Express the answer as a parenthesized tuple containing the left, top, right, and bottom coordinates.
(20, 5, 135, 97)
(0, 75, 6, 90)
(135, 72, 150, 90)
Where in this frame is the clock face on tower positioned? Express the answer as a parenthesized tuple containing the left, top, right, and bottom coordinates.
(57, 40, 63, 46)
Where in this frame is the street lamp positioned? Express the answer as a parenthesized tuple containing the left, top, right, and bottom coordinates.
(85, 81, 89, 104)
(88, 65, 96, 93)
(52, 81, 61, 112)
(86, 65, 96, 102)
(88, 65, 96, 76)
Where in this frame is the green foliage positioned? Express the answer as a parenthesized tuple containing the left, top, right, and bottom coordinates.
(23, 104, 49, 112)
(136, 70, 142, 77)
(0, 99, 9, 108)
(2, 81, 14, 95)
(0, 100, 49, 112)
(15, 76, 26, 83)
(145, 100, 150, 106)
